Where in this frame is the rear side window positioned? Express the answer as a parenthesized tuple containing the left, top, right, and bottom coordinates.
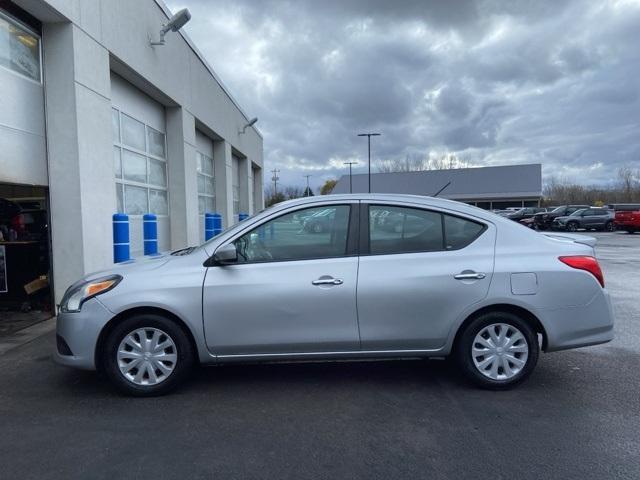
(368, 205, 485, 255)
(443, 215, 484, 250)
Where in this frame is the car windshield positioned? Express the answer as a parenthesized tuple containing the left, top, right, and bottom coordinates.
(551, 207, 566, 213)
(569, 209, 586, 216)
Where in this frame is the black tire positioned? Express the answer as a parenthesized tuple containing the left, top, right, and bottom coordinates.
(604, 221, 614, 232)
(101, 314, 194, 396)
(566, 222, 578, 232)
(455, 311, 539, 390)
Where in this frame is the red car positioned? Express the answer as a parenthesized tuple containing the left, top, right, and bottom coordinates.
(613, 204, 640, 233)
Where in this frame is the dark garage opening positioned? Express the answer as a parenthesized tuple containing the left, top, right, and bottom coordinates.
(0, 183, 53, 336)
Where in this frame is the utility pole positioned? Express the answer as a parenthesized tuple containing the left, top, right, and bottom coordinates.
(303, 174, 312, 196)
(271, 168, 280, 198)
(343, 161, 358, 193)
(357, 133, 381, 193)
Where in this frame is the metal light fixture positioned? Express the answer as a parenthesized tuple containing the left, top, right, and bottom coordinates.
(239, 117, 258, 134)
(150, 8, 192, 46)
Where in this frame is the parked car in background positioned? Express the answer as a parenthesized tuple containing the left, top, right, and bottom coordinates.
(613, 204, 640, 233)
(0, 198, 48, 242)
(533, 205, 589, 230)
(505, 207, 549, 222)
(552, 208, 615, 232)
(55, 194, 614, 396)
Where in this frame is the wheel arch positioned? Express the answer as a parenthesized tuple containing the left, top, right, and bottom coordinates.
(94, 306, 200, 371)
(452, 303, 548, 353)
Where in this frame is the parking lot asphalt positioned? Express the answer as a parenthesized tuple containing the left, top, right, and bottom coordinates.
(0, 232, 638, 480)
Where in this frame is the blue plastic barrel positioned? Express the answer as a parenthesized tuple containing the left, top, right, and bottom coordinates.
(212, 213, 223, 237)
(113, 213, 130, 263)
(143, 213, 158, 255)
(205, 213, 215, 240)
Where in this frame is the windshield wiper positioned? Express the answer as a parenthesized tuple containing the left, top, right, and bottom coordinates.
(171, 246, 196, 256)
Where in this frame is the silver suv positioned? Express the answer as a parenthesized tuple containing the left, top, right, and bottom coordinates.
(55, 195, 614, 396)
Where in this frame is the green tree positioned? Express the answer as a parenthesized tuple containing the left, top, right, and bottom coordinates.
(320, 179, 337, 195)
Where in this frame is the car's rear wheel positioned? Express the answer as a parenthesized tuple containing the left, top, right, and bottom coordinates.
(456, 312, 539, 389)
(604, 221, 614, 232)
(102, 314, 194, 396)
(566, 222, 578, 232)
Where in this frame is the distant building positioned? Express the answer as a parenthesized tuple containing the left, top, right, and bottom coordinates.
(333, 164, 542, 209)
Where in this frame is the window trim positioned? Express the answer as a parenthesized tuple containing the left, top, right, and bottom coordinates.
(361, 202, 487, 257)
(213, 203, 359, 266)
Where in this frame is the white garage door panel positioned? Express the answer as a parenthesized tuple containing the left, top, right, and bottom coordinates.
(0, 126, 47, 185)
(110, 73, 165, 132)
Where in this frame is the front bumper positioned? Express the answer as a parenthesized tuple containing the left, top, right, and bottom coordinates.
(53, 298, 114, 370)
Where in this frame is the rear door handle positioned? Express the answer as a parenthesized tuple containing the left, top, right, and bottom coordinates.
(454, 272, 486, 280)
(312, 277, 344, 286)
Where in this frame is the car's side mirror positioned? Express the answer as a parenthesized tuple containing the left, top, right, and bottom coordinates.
(206, 243, 237, 266)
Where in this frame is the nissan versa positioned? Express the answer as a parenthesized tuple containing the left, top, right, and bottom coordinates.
(55, 195, 615, 396)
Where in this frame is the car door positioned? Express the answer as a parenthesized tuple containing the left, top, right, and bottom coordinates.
(356, 203, 496, 351)
(202, 202, 360, 356)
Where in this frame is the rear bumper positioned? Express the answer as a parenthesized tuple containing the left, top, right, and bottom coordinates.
(53, 298, 113, 370)
(540, 289, 615, 352)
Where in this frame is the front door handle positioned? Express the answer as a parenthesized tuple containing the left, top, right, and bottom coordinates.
(454, 272, 486, 280)
(312, 276, 344, 286)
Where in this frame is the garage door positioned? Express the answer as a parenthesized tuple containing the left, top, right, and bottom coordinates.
(111, 73, 170, 257)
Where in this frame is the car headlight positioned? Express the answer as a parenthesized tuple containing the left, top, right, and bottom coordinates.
(60, 275, 122, 313)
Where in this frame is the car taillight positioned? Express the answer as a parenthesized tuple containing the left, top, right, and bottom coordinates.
(559, 256, 605, 288)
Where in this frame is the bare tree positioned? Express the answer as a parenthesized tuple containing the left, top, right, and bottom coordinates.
(377, 152, 469, 173)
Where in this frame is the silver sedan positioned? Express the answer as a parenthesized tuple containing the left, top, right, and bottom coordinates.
(55, 195, 614, 396)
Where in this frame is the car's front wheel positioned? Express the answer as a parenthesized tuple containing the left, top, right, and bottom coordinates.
(566, 222, 578, 232)
(101, 314, 194, 396)
(456, 312, 539, 389)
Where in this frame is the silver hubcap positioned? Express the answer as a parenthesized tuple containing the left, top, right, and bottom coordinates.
(117, 328, 177, 386)
(471, 323, 529, 381)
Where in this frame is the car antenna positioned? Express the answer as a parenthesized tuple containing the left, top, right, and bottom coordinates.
(432, 181, 451, 197)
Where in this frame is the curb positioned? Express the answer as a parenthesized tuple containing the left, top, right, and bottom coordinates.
(0, 318, 56, 356)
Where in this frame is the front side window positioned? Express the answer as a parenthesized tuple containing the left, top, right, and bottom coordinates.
(233, 205, 350, 263)
(369, 205, 484, 255)
(112, 107, 168, 216)
(0, 12, 40, 82)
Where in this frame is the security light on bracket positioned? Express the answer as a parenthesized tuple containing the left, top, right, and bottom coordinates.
(150, 8, 192, 46)
(239, 117, 258, 134)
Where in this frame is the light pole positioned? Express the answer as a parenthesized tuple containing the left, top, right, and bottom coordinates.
(357, 133, 381, 193)
(343, 161, 358, 193)
(303, 174, 312, 196)
(271, 168, 280, 197)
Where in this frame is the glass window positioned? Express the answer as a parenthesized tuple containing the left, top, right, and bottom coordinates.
(234, 205, 351, 263)
(112, 109, 120, 142)
(369, 206, 443, 255)
(113, 109, 168, 216)
(121, 114, 146, 151)
(149, 158, 167, 187)
(150, 189, 168, 215)
(197, 151, 215, 215)
(0, 14, 40, 81)
(122, 149, 147, 183)
(115, 184, 123, 213)
(113, 147, 122, 179)
(124, 185, 148, 215)
(443, 214, 484, 250)
(147, 127, 165, 158)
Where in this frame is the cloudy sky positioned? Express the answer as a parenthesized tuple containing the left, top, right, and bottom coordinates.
(168, 0, 640, 191)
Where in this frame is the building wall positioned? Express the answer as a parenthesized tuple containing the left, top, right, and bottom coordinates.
(9, 0, 263, 302)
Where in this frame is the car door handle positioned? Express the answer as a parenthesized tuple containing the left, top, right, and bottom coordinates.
(312, 277, 344, 286)
(454, 272, 486, 280)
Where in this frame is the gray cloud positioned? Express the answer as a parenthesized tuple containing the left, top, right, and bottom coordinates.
(169, 0, 640, 189)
